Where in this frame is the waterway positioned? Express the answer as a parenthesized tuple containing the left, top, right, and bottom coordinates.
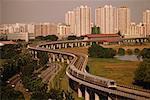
(115, 55, 142, 61)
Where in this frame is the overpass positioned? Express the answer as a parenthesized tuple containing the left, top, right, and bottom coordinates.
(28, 39, 150, 100)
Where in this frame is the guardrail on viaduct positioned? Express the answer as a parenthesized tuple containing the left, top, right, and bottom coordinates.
(28, 39, 150, 100)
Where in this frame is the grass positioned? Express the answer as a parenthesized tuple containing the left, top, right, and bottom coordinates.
(61, 47, 141, 86)
(49, 62, 81, 100)
(61, 47, 88, 55)
(88, 58, 140, 86)
(49, 62, 67, 89)
(102, 43, 150, 50)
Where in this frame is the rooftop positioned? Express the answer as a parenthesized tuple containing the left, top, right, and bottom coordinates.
(84, 34, 120, 38)
(0, 41, 17, 45)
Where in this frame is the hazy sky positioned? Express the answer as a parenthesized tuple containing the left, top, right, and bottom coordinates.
(1, 0, 150, 24)
(0, 0, 2, 24)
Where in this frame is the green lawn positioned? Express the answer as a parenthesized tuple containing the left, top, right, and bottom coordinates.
(88, 58, 140, 86)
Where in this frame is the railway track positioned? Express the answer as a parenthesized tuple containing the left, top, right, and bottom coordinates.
(7, 74, 21, 87)
(28, 40, 150, 100)
(40, 63, 59, 83)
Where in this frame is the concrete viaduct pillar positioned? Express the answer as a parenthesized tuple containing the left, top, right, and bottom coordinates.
(34, 51, 37, 59)
(52, 54, 55, 62)
(75, 42, 78, 47)
(69, 43, 73, 48)
(58, 44, 62, 49)
(66, 58, 70, 64)
(90, 42, 92, 46)
(61, 57, 64, 63)
(85, 88, 90, 100)
(64, 44, 67, 48)
(78, 42, 80, 47)
(56, 55, 60, 62)
(78, 88, 82, 98)
(95, 93, 100, 100)
(108, 96, 112, 100)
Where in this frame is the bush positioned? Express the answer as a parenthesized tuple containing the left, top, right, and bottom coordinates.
(44, 35, 58, 41)
(134, 59, 150, 89)
(67, 35, 77, 40)
(88, 44, 116, 58)
(126, 49, 133, 55)
(117, 48, 125, 56)
(139, 48, 150, 59)
(134, 48, 140, 55)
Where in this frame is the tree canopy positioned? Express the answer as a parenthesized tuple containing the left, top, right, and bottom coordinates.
(35, 35, 58, 41)
(88, 44, 116, 58)
(67, 35, 77, 40)
(117, 48, 125, 56)
(91, 26, 101, 34)
(134, 59, 150, 89)
(134, 48, 150, 89)
(126, 49, 133, 55)
(139, 48, 150, 59)
(134, 48, 140, 55)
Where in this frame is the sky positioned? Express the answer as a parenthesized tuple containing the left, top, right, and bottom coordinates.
(0, 0, 2, 24)
(1, 0, 150, 24)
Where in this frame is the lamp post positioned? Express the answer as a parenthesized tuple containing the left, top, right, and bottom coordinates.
(59, 77, 62, 89)
(0, 43, 4, 59)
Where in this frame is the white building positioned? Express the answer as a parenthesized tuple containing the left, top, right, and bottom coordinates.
(65, 5, 91, 36)
(95, 5, 118, 34)
(57, 23, 71, 38)
(125, 22, 146, 38)
(143, 10, 150, 36)
(118, 6, 131, 35)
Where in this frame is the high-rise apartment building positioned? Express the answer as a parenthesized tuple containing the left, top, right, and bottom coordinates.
(95, 5, 131, 35)
(65, 11, 75, 34)
(118, 6, 130, 35)
(126, 22, 146, 38)
(65, 5, 91, 36)
(34, 23, 57, 37)
(95, 5, 118, 34)
(143, 10, 150, 36)
(57, 23, 71, 37)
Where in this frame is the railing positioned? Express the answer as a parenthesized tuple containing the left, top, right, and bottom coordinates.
(28, 40, 150, 100)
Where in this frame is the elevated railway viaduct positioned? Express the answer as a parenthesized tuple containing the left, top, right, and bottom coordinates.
(28, 39, 150, 100)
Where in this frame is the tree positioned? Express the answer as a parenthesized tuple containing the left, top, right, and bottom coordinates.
(77, 36, 84, 40)
(134, 48, 140, 55)
(134, 59, 150, 89)
(117, 48, 125, 56)
(37, 51, 49, 66)
(126, 49, 133, 55)
(35, 36, 45, 40)
(65, 91, 74, 100)
(44, 35, 58, 41)
(104, 48, 116, 58)
(88, 44, 116, 58)
(48, 89, 64, 100)
(67, 35, 77, 40)
(91, 26, 101, 34)
(31, 91, 49, 100)
(1, 85, 24, 100)
(1, 44, 22, 59)
(139, 48, 150, 59)
(88, 44, 103, 57)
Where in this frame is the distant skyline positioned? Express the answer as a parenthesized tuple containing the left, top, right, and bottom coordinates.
(1, 0, 150, 24)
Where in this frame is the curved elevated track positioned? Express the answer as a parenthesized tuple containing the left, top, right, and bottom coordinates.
(28, 40, 150, 100)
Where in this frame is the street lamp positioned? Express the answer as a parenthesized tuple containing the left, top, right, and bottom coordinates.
(0, 43, 4, 59)
(59, 77, 62, 89)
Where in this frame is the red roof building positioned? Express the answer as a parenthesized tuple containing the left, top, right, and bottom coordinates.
(0, 41, 17, 45)
(83, 34, 123, 44)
